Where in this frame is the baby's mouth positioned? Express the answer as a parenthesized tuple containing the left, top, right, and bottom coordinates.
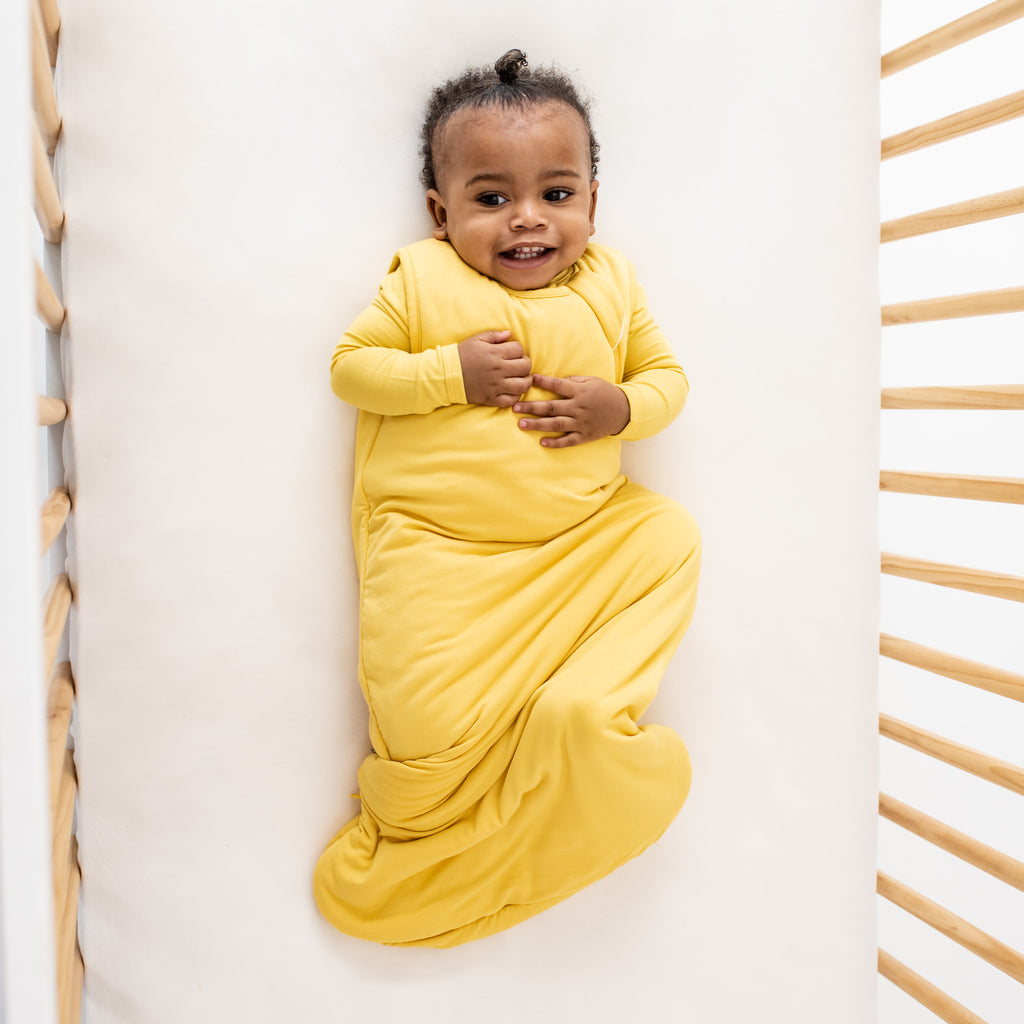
(501, 245, 553, 261)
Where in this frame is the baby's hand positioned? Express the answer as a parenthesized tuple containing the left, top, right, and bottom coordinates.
(458, 330, 533, 408)
(514, 374, 630, 448)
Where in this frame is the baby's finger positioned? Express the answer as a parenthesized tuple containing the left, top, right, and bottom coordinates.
(517, 414, 574, 434)
(539, 431, 584, 449)
(529, 373, 576, 396)
(497, 341, 525, 360)
(502, 357, 532, 379)
(503, 376, 534, 397)
(511, 398, 565, 417)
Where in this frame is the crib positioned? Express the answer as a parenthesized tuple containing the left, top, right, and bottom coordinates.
(2, 1, 1022, 1021)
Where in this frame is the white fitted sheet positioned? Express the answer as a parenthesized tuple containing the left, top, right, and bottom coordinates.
(60, 2, 879, 1021)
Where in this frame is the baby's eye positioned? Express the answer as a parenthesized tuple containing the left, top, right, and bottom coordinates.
(544, 188, 573, 202)
(477, 193, 508, 207)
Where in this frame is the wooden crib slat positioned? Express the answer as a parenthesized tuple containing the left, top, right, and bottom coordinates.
(879, 793, 1024, 893)
(881, 88, 1024, 161)
(33, 122, 63, 243)
(36, 261, 65, 332)
(47, 662, 74, 815)
(878, 872, 1024, 984)
(878, 948, 990, 1024)
(881, 384, 1024, 409)
(880, 634, 1024, 703)
(42, 574, 72, 680)
(881, 553, 1024, 603)
(30, 0, 60, 151)
(881, 0, 1024, 78)
(51, 751, 76, 900)
(881, 186, 1024, 243)
(56, 856, 80, 1024)
(879, 470, 1024, 504)
(65, 947, 83, 1024)
(38, 395, 68, 426)
(36, 0, 61, 66)
(41, 488, 71, 555)
(882, 286, 1024, 325)
(880, 714, 1024, 797)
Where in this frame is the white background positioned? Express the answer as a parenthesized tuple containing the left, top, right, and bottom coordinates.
(879, 3, 1024, 1022)
(8, 1, 879, 1021)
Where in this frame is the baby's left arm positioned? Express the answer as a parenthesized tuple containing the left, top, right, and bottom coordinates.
(514, 289, 688, 448)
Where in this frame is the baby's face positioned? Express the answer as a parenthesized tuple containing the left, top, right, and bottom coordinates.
(427, 101, 597, 290)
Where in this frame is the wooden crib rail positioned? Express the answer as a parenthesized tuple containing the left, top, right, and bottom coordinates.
(38, 395, 67, 426)
(876, 0, 1022, 1016)
(880, 634, 1024, 702)
(880, 714, 1024, 797)
(35, 260, 65, 332)
(879, 470, 1024, 503)
(881, 88, 1024, 161)
(881, 384, 1024, 409)
(881, 0, 1024, 77)
(31, 0, 59, 150)
(37, 0, 60, 64)
(879, 793, 1024, 894)
(881, 286, 1024, 325)
(878, 872, 1024, 985)
(881, 553, 1024, 602)
(879, 949, 989, 1024)
(21, 0, 81, 1019)
(41, 487, 71, 554)
(881, 186, 1024, 243)
(34, 122, 64, 243)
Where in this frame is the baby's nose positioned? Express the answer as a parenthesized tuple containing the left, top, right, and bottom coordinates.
(511, 201, 547, 230)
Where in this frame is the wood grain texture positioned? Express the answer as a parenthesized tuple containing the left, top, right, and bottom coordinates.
(879, 470, 1024, 504)
(880, 633, 1024, 702)
(881, 89, 1024, 161)
(882, 0, 1024, 77)
(880, 792, 1024, 893)
(881, 552, 1024, 602)
(881, 186, 1024, 243)
(33, 122, 63, 243)
(880, 713, 1024, 796)
(878, 948, 990, 1024)
(42, 573, 72, 679)
(881, 384, 1024, 409)
(36, 0, 61, 66)
(878, 871, 1024, 983)
(46, 662, 74, 816)
(41, 487, 71, 554)
(36, 261, 65, 331)
(31, 0, 60, 150)
(882, 286, 1024, 325)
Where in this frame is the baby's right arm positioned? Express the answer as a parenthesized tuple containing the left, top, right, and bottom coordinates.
(331, 290, 532, 415)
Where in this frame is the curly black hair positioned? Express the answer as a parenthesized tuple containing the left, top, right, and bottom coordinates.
(419, 49, 599, 191)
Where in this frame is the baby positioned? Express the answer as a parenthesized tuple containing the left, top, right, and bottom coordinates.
(314, 49, 701, 948)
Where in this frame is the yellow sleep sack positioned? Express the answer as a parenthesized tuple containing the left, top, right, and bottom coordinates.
(314, 239, 701, 947)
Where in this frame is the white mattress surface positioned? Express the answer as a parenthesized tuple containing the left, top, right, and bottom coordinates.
(60, 2, 879, 1021)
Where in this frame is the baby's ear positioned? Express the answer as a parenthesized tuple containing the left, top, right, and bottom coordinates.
(426, 190, 448, 240)
(588, 179, 599, 236)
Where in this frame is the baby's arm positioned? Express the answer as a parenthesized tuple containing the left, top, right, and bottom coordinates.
(332, 320, 532, 416)
(514, 286, 687, 447)
(331, 287, 465, 414)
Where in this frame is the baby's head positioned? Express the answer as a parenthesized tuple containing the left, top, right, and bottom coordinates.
(420, 50, 600, 290)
